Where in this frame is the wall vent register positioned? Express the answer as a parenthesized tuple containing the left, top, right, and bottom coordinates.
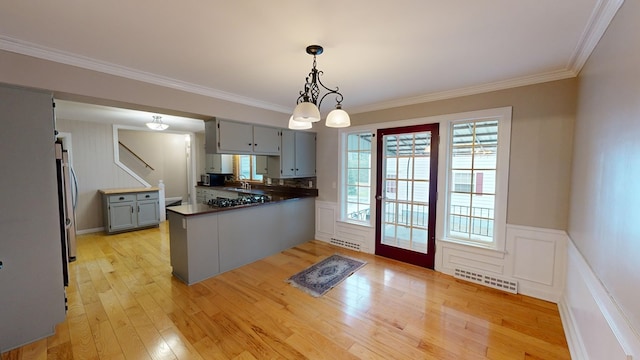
(454, 267, 518, 294)
(330, 238, 362, 251)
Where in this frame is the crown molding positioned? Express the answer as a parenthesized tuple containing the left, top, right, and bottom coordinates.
(0, 35, 290, 114)
(348, 69, 577, 114)
(0, 0, 622, 116)
(566, 0, 624, 73)
(349, 0, 623, 115)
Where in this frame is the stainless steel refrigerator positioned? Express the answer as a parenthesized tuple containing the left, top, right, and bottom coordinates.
(55, 141, 78, 286)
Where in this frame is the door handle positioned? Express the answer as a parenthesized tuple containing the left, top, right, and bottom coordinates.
(376, 195, 384, 200)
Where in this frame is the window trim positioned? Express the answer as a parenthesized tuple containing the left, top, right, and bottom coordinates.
(236, 154, 263, 182)
(336, 106, 511, 252)
(338, 129, 375, 226)
(436, 107, 512, 251)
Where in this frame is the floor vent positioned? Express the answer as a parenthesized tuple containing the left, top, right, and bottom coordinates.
(329, 238, 361, 251)
(454, 268, 518, 294)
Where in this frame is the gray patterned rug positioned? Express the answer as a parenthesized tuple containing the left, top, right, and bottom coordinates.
(287, 254, 366, 297)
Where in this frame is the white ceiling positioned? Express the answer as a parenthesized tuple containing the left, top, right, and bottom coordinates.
(0, 0, 621, 132)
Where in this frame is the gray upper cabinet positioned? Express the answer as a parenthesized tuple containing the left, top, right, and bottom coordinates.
(218, 120, 254, 153)
(268, 130, 316, 178)
(252, 125, 281, 155)
(205, 118, 280, 155)
(255, 156, 268, 175)
(294, 131, 316, 177)
(205, 154, 233, 174)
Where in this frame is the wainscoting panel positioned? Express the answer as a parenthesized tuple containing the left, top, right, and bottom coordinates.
(314, 201, 337, 242)
(437, 224, 566, 302)
(334, 222, 374, 254)
(314, 201, 374, 253)
(505, 225, 567, 302)
(559, 239, 638, 360)
(440, 244, 506, 274)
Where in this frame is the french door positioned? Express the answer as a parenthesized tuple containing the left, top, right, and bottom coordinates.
(375, 123, 439, 268)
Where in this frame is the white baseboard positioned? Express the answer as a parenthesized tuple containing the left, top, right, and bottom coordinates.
(76, 227, 105, 235)
(559, 238, 639, 359)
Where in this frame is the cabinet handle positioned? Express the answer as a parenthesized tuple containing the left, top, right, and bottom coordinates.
(131, 207, 134, 213)
(119, 196, 125, 200)
(145, 195, 150, 198)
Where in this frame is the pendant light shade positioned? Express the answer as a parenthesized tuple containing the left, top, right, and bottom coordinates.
(146, 115, 169, 131)
(292, 102, 321, 123)
(289, 45, 349, 129)
(325, 105, 351, 128)
(288, 116, 313, 130)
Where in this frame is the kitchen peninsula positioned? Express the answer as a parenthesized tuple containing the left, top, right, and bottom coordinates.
(166, 186, 316, 284)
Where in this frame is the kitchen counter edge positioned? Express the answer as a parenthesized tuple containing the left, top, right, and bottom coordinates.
(166, 193, 316, 217)
(99, 187, 160, 195)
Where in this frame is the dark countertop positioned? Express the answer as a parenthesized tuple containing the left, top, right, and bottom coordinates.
(99, 187, 160, 195)
(167, 186, 317, 217)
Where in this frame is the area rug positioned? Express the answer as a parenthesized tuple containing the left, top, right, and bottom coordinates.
(286, 254, 366, 297)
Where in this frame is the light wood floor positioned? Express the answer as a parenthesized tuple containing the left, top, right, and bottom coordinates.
(2, 222, 571, 359)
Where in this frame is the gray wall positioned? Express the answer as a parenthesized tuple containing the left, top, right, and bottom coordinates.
(0, 84, 66, 351)
(118, 129, 189, 200)
(55, 119, 208, 231)
(570, 0, 640, 333)
(55, 119, 141, 231)
(317, 78, 577, 231)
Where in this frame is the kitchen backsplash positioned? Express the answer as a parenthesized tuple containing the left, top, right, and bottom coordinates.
(269, 177, 317, 189)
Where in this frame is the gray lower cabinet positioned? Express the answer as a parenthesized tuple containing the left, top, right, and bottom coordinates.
(102, 190, 160, 234)
(107, 194, 137, 232)
(168, 211, 220, 285)
(167, 197, 314, 284)
(218, 198, 315, 273)
(137, 192, 161, 227)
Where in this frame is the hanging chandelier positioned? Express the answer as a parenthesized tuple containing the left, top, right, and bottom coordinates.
(289, 45, 350, 129)
(146, 115, 169, 131)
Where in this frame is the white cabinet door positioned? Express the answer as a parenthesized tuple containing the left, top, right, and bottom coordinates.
(253, 126, 281, 155)
(218, 119, 254, 153)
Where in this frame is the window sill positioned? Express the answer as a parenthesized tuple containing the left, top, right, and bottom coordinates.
(336, 219, 373, 228)
(438, 237, 506, 255)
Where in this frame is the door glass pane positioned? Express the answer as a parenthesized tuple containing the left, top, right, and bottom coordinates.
(413, 181, 429, 203)
(384, 202, 396, 223)
(385, 180, 398, 200)
(381, 131, 433, 254)
(412, 203, 428, 227)
(414, 157, 430, 180)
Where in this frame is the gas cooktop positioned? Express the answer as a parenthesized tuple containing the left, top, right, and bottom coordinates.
(207, 195, 270, 208)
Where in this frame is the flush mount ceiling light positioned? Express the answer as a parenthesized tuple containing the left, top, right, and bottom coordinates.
(146, 115, 169, 131)
(291, 45, 350, 129)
